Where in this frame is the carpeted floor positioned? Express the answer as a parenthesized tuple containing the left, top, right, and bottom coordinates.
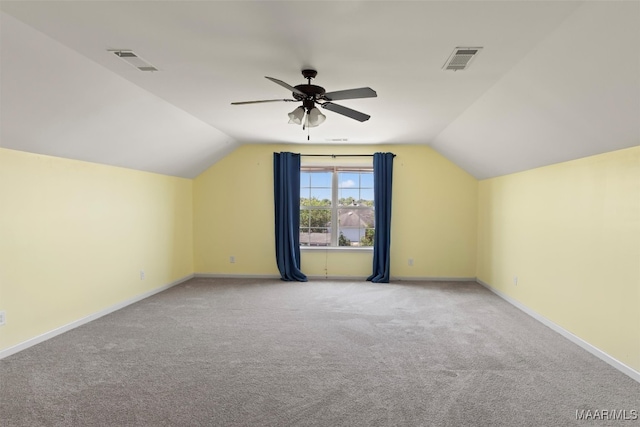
(1, 278, 638, 426)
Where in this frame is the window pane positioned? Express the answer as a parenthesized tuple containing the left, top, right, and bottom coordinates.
(360, 172, 374, 188)
(299, 228, 331, 246)
(308, 188, 332, 204)
(300, 172, 312, 187)
(301, 171, 332, 206)
(337, 208, 374, 246)
(301, 198, 330, 207)
(339, 189, 360, 205)
(360, 228, 375, 247)
(338, 172, 359, 188)
(337, 171, 374, 206)
(300, 209, 331, 231)
(300, 186, 309, 200)
(360, 188, 374, 206)
(310, 172, 332, 187)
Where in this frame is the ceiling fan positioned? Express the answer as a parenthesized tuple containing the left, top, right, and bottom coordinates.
(231, 69, 377, 129)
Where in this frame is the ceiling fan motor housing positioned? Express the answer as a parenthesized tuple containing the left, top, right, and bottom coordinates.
(293, 85, 326, 101)
(293, 69, 325, 105)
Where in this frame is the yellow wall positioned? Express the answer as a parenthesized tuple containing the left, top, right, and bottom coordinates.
(193, 144, 478, 279)
(477, 146, 640, 371)
(3, 142, 638, 375)
(0, 148, 193, 352)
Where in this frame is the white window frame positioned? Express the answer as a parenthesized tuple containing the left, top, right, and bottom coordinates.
(300, 164, 374, 250)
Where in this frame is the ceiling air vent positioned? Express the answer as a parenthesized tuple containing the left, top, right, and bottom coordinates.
(443, 47, 482, 71)
(110, 50, 158, 72)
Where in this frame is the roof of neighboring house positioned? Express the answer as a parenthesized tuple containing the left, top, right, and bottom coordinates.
(338, 208, 374, 228)
(299, 232, 330, 247)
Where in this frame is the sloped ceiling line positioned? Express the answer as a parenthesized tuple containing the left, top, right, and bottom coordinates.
(1, 1, 638, 179)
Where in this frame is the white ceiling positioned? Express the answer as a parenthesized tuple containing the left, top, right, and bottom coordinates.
(1, 1, 638, 179)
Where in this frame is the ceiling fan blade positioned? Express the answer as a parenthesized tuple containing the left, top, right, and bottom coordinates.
(231, 99, 295, 105)
(321, 102, 371, 122)
(265, 76, 306, 96)
(323, 87, 377, 101)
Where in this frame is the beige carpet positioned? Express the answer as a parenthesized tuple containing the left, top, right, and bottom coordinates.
(1, 278, 638, 426)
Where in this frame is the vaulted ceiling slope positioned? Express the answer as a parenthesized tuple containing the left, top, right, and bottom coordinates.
(1, 1, 638, 179)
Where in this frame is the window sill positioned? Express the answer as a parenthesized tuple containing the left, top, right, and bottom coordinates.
(300, 246, 374, 253)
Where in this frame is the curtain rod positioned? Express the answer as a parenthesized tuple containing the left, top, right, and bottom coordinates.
(298, 154, 395, 158)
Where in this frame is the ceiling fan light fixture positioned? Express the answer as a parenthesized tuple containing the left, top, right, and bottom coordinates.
(306, 107, 326, 128)
(288, 107, 305, 124)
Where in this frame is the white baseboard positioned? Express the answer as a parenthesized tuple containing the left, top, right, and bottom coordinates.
(195, 273, 476, 282)
(306, 275, 369, 280)
(312, 276, 476, 282)
(393, 276, 476, 282)
(0, 274, 194, 361)
(476, 279, 640, 384)
(196, 273, 367, 281)
(194, 273, 281, 280)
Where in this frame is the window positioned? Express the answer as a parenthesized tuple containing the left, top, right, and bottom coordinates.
(300, 166, 374, 247)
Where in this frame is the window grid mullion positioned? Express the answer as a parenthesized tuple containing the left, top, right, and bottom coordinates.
(331, 167, 338, 246)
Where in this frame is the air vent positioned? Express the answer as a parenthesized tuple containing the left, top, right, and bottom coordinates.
(110, 50, 158, 72)
(443, 47, 482, 71)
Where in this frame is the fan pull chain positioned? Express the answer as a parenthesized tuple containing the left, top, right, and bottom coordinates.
(302, 110, 310, 140)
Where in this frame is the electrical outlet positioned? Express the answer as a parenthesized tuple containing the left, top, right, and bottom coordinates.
(140, 270, 146, 280)
(513, 276, 518, 286)
(408, 258, 414, 266)
(0, 311, 6, 326)
(230, 256, 236, 264)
